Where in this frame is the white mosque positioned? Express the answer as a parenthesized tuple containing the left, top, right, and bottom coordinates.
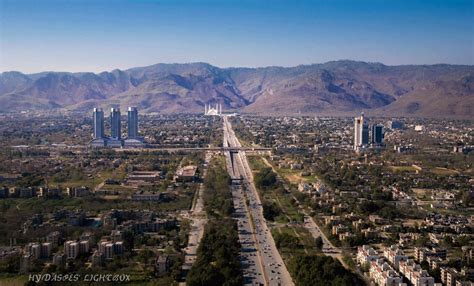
(204, 103, 222, 116)
(204, 103, 237, 117)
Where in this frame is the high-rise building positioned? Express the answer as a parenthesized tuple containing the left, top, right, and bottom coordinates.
(127, 107, 138, 138)
(93, 108, 105, 139)
(354, 113, 369, 151)
(110, 108, 121, 140)
(64, 240, 79, 259)
(372, 124, 384, 145)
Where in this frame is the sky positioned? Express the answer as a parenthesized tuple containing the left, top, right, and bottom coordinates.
(0, 0, 473, 73)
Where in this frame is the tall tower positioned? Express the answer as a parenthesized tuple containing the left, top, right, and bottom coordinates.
(127, 107, 138, 138)
(371, 124, 384, 145)
(354, 113, 368, 151)
(93, 108, 104, 139)
(110, 108, 121, 140)
(362, 122, 369, 145)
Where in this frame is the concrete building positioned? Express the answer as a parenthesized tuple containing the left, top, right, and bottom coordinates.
(387, 120, 404, 130)
(64, 240, 79, 260)
(372, 124, 384, 145)
(104, 243, 114, 260)
(110, 108, 121, 140)
(79, 240, 90, 255)
(98, 240, 123, 261)
(113, 241, 123, 256)
(93, 108, 105, 139)
(174, 165, 198, 182)
(369, 258, 406, 286)
(46, 231, 61, 247)
(52, 252, 65, 267)
(127, 107, 138, 138)
(28, 243, 41, 260)
(354, 113, 369, 151)
(91, 250, 103, 267)
(40, 242, 51, 258)
(399, 259, 435, 286)
(24, 242, 50, 259)
(415, 247, 447, 262)
(357, 245, 380, 267)
(383, 245, 408, 270)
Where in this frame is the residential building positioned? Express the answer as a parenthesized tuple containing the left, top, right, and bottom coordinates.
(369, 258, 406, 286)
(384, 245, 408, 270)
(64, 240, 79, 259)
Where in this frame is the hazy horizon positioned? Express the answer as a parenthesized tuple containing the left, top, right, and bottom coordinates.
(3, 59, 474, 75)
(1, 0, 473, 73)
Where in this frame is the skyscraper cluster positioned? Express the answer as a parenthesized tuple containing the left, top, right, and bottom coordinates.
(353, 113, 384, 152)
(91, 107, 143, 147)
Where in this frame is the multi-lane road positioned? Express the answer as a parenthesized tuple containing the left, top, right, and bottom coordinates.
(223, 116, 294, 286)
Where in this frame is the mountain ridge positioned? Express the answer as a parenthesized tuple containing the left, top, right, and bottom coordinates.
(1, 60, 473, 118)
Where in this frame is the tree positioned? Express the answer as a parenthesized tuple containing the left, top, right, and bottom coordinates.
(122, 230, 135, 250)
(262, 201, 282, 221)
(288, 254, 364, 286)
(315, 236, 323, 250)
(254, 168, 277, 189)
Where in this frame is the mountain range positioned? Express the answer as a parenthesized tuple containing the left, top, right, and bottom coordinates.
(0, 60, 473, 118)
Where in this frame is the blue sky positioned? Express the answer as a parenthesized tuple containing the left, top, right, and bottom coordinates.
(0, 0, 473, 73)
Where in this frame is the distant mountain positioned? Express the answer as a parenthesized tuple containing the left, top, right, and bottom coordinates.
(1, 61, 473, 118)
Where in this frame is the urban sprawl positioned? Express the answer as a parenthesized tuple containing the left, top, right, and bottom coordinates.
(0, 107, 472, 286)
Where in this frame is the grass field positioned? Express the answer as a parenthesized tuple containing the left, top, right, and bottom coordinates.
(0, 275, 28, 286)
(431, 167, 460, 176)
(389, 166, 418, 172)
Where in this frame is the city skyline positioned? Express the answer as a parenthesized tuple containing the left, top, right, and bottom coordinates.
(1, 0, 473, 73)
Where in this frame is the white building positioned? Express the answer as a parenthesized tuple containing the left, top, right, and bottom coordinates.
(384, 245, 408, 270)
(369, 258, 406, 286)
(204, 104, 222, 116)
(64, 241, 79, 259)
(357, 245, 380, 267)
(354, 113, 369, 151)
(399, 259, 435, 286)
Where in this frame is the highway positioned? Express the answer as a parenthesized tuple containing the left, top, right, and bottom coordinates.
(223, 116, 294, 286)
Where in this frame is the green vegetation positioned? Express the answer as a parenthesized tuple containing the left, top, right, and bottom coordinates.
(315, 236, 323, 250)
(254, 167, 277, 189)
(262, 201, 282, 221)
(187, 155, 242, 286)
(273, 231, 301, 249)
(203, 157, 233, 217)
(288, 254, 365, 286)
(186, 220, 242, 286)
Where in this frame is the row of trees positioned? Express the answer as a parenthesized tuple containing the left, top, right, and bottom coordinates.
(187, 157, 243, 286)
(202, 159, 233, 217)
(186, 220, 242, 286)
(288, 254, 365, 286)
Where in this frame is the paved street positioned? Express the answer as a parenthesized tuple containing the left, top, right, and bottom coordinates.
(223, 116, 294, 286)
(182, 152, 211, 273)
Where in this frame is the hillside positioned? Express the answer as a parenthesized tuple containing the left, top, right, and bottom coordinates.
(0, 61, 472, 118)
